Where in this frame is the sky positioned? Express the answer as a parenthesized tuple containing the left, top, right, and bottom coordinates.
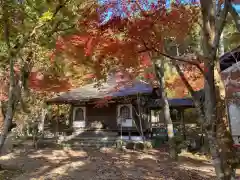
(234, 5, 240, 12)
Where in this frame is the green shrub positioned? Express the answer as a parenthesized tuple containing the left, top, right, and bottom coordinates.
(125, 141, 153, 151)
(143, 141, 153, 150)
(126, 142, 136, 150)
(61, 143, 71, 148)
(135, 142, 145, 150)
(170, 135, 187, 154)
(36, 139, 57, 149)
(116, 139, 125, 149)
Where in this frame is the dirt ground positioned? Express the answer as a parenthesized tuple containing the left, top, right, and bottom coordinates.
(0, 145, 236, 180)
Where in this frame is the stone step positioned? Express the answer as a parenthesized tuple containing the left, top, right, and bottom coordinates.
(41, 138, 117, 144)
(60, 137, 117, 149)
(60, 137, 117, 144)
(71, 140, 116, 145)
(38, 136, 118, 149)
(57, 131, 118, 142)
(70, 144, 115, 150)
(70, 136, 117, 140)
(67, 139, 117, 145)
(70, 141, 116, 149)
(71, 130, 118, 137)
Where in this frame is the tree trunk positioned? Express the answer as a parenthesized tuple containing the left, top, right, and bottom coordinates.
(203, 60, 238, 180)
(0, 57, 16, 154)
(155, 60, 177, 160)
(200, 0, 238, 178)
(214, 63, 238, 179)
(39, 106, 47, 138)
(0, 0, 69, 155)
(204, 61, 225, 179)
(137, 95, 145, 142)
(173, 41, 237, 178)
(132, 96, 145, 142)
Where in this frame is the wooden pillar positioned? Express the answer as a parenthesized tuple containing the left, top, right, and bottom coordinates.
(69, 105, 73, 130)
(147, 107, 151, 139)
(54, 105, 60, 139)
(180, 109, 186, 140)
(128, 128, 131, 140)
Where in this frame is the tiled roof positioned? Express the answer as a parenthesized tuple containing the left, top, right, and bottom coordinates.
(46, 79, 153, 104)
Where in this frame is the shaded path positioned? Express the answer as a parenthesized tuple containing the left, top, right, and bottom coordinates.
(0, 147, 217, 180)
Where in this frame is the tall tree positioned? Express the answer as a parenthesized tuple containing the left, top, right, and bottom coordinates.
(0, 0, 94, 154)
(200, 1, 238, 179)
(154, 58, 178, 159)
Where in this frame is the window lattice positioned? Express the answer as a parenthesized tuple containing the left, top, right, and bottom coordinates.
(75, 108, 84, 121)
(120, 105, 130, 120)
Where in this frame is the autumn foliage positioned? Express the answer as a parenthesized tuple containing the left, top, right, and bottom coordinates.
(51, 0, 203, 97)
(0, 65, 74, 101)
(166, 64, 204, 97)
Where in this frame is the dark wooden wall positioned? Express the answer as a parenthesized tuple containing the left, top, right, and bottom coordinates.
(71, 102, 150, 130)
(85, 103, 117, 129)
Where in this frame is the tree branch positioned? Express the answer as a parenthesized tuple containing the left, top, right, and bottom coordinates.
(172, 61, 195, 95)
(229, 3, 240, 32)
(0, 0, 17, 153)
(172, 60, 205, 122)
(213, 0, 230, 52)
(53, 0, 70, 17)
(2, 0, 10, 49)
(9, 0, 69, 58)
(138, 45, 204, 74)
(57, 24, 76, 32)
(215, 0, 222, 18)
(46, 20, 62, 37)
(135, 0, 149, 17)
(136, 35, 205, 74)
(25, 0, 41, 16)
(156, 50, 205, 74)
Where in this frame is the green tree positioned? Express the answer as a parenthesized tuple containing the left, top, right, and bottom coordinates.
(223, 15, 240, 51)
(0, 0, 94, 154)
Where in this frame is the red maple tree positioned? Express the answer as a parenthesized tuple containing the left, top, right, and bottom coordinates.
(53, 0, 203, 97)
(0, 65, 73, 101)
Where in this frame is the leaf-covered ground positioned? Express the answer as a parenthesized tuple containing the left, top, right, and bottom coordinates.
(0, 145, 235, 180)
(0, 169, 22, 180)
